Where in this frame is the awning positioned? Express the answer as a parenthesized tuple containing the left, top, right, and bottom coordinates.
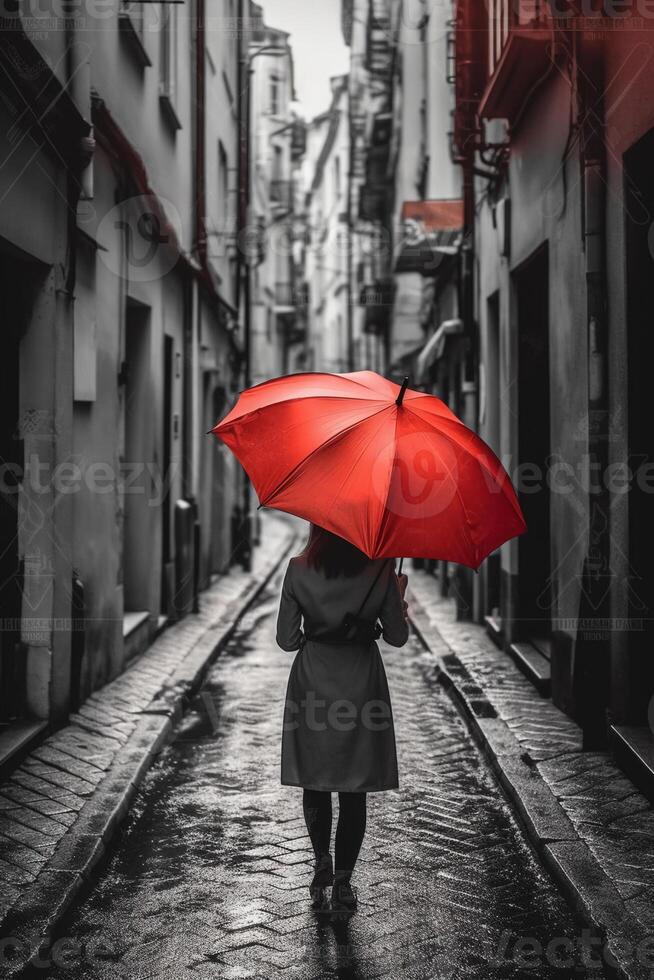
(395, 200, 464, 275)
(388, 342, 424, 378)
(416, 318, 463, 382)
(478, 28, 554, 125)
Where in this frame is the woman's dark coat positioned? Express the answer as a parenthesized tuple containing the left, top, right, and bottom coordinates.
(276, 554, 409, 793)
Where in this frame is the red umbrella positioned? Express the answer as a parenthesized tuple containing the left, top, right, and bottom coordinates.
(210, 371, 526, 570)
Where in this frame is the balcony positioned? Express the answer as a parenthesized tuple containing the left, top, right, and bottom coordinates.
(270, 179, 293, 212)
(396, 200, 463, 276)
(274, 281, 309, 311)
(452, 0, 489, 162)
(359, 112, 393, 222)
(365, 0, 393, 79)
(479, 0, 554, 125)
(278, 309, 306, 347)
(294, 281, 310, 309)
(360, 280, 393, 336)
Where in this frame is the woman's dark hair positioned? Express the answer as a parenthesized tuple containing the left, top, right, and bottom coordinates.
(304, 524, 370, 578)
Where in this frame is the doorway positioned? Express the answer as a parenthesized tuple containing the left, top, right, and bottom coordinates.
(624, 128, 654, 724)
(123, 299, 151, 614)
(515, 246, 551, 649)
(484, 291, 501, 629)
(161, 335, 173, 615)
(0, 256, 26, 726)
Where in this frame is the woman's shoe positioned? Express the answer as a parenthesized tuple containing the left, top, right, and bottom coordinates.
(331, 880, 358, 911)
(309, 853, 334, 907)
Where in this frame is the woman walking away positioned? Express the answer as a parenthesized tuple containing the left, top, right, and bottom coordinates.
(276, 524, 409, 911)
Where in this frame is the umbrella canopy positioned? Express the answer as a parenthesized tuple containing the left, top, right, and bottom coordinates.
(211, 371, 526, 569)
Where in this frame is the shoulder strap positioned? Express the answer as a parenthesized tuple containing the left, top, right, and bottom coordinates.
(354, 559, 391, 619)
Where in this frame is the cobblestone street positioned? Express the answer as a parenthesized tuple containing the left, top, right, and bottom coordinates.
(41, 563, 601, 980)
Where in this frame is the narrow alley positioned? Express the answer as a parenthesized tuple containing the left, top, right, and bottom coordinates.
(40, 564, 599, 980)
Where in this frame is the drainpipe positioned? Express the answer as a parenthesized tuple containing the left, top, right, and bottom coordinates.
(48, 11, 93, 721)
(66, 16, 94, 203)
(187, 0, 207, 606)
(182, 274, 194, 501)
(195, 0, 207, 268)
(453, 169, 476, 622)
(573, 36, 610, 748)
(235, 0, 253, 570)
(453, 0, 478, 622)
(346, 82, 355, 372)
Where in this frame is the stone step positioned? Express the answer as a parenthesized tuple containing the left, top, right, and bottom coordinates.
(532, 636, 552, 660)
(123, 610, 153, 663)
(484, 613, 503, 649)
(0, 719, 48, 780)
(508, 641, 551, 697)
(610, 725, 654, 804)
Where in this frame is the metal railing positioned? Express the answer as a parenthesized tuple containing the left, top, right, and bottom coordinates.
(275, 281, 309, 308)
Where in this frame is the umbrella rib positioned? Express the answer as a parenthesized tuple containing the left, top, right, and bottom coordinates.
(372, 407, 480, 565)
(370, 405, 402, 558)
(242, 370, 380, 395)
(260, 404, 393, 507)
(216, 393, 387, 432)
(404, 401, 521, 516)
(433, 444, 480, 568)
(320, 408, 396, 554)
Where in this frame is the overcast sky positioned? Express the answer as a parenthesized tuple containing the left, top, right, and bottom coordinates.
(260, 0, 349, 120)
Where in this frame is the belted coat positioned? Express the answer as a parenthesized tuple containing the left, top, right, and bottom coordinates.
(276, 554, 409, 793)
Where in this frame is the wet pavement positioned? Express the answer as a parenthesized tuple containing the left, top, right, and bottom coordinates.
(40, 566, 607, 979)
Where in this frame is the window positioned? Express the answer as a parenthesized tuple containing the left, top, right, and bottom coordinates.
(159, 2, 181, 130)
(119, 0, 151, 67)
(218, 140, 229, 227)
(218, 141, 228, 207)
(270, 73, 281, 116)
(273, 144, 283, 182)
(122, 0, 144, 38)
(160, 1, 177, 100)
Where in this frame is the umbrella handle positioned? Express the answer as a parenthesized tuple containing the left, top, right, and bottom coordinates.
(398, 557, 404, 576)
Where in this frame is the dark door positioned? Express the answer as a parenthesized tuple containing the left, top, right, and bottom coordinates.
(123, 300, 151, 613)
(161, 335, 173, 613)
(484, 291, 501, 624)
(515, 246, 551, 644)
(0, 257, 26, 725)
(624, 129, 654, 723)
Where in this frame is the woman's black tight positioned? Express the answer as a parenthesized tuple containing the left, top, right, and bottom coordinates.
(303, 789, 367, 883)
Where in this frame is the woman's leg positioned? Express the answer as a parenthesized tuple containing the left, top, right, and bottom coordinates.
(334, 792, 367, 883)
(303, 789, 332, 859)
